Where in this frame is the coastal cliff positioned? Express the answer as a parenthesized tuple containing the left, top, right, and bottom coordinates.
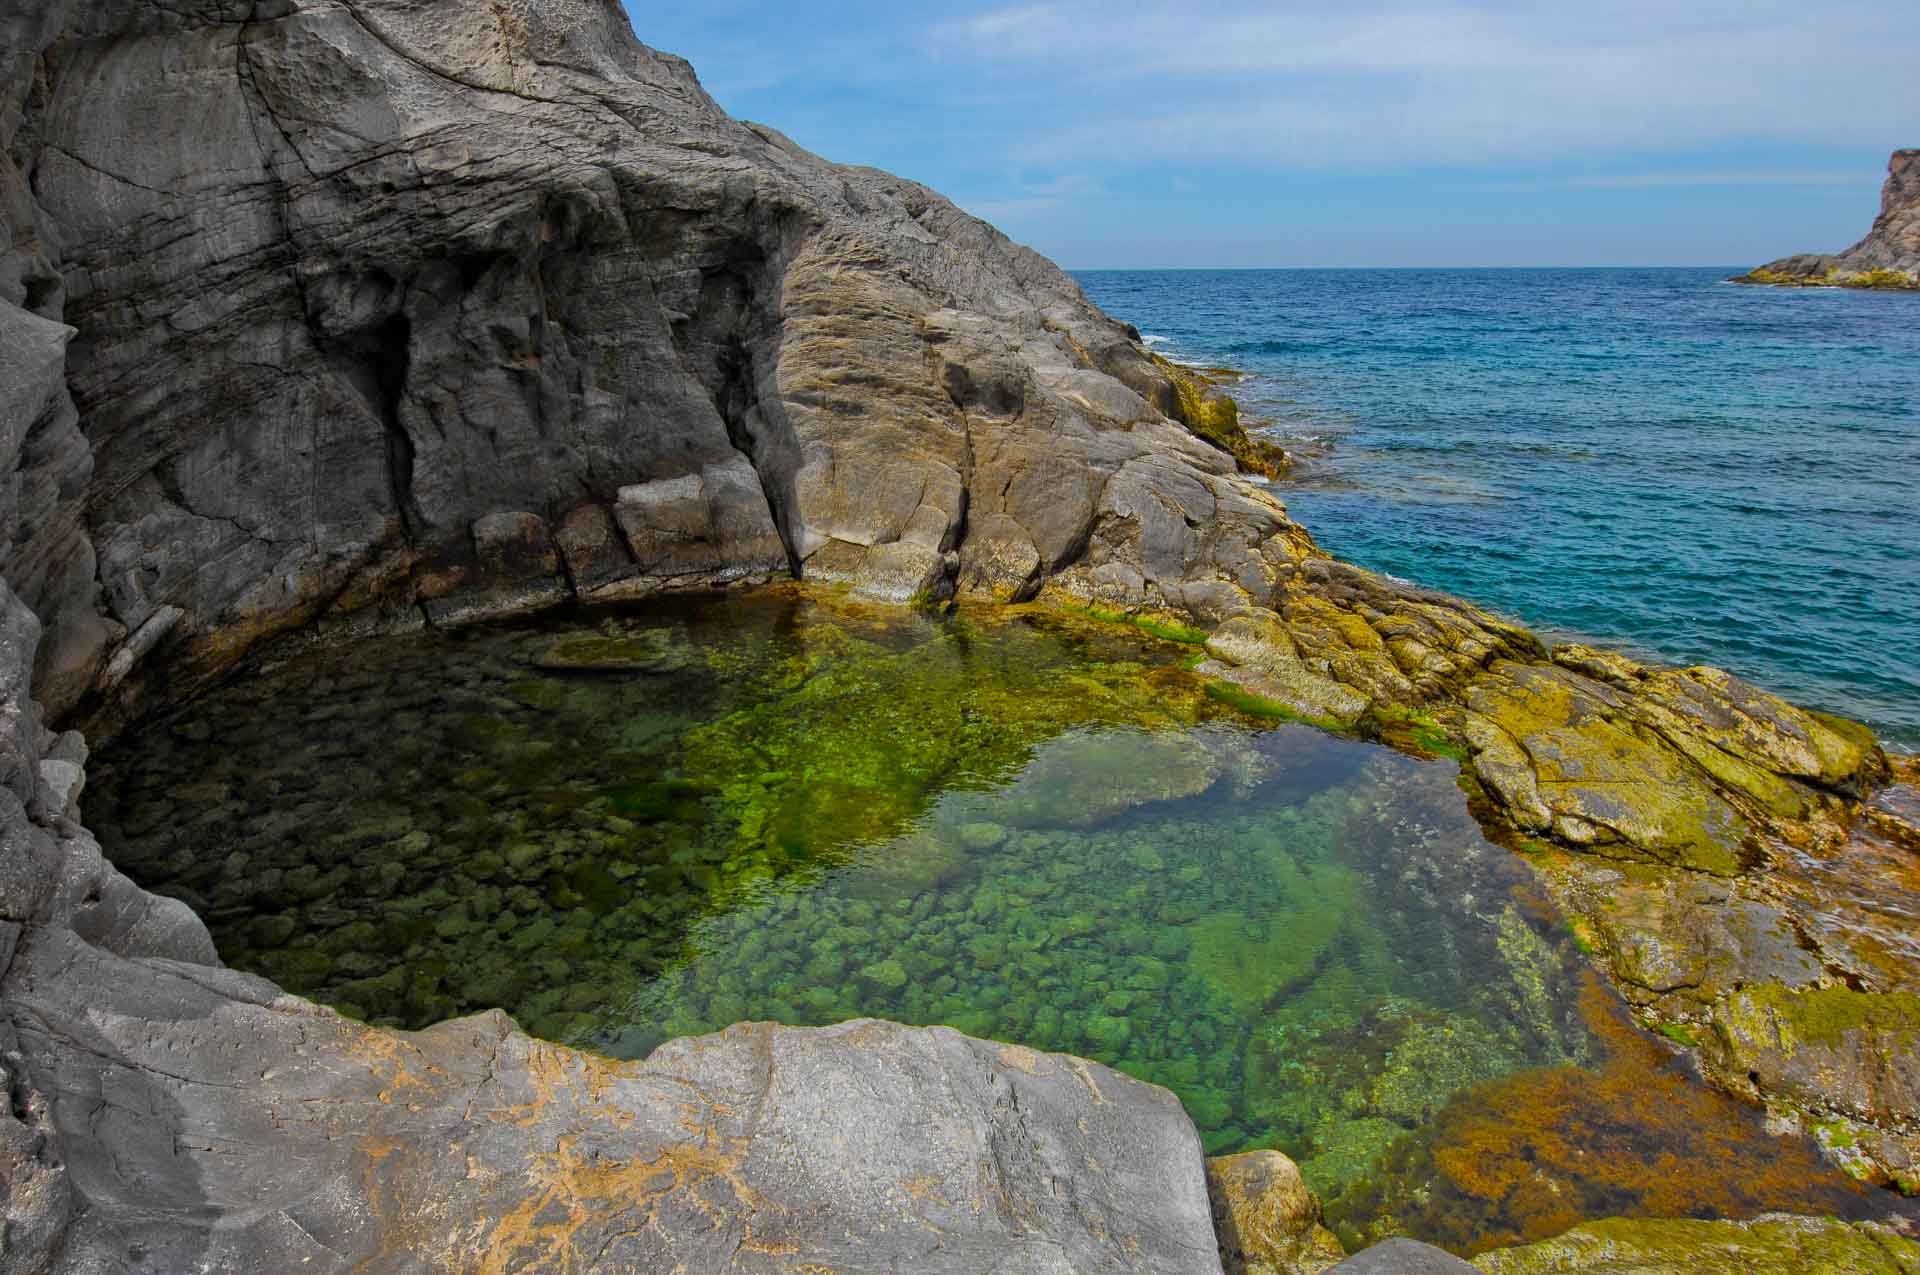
(3, 1, 1919, 1271)
(1737, 149, 1920, 288)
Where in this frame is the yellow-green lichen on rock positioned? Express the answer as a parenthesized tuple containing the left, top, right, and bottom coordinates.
(1151, 353, 1293, 477)
(1471, 1213, 1920, 1275)
(1463, 663, 1750, 875)
(1707, 984, 1920, 1128)
(1205, 1150, 1347, 1275)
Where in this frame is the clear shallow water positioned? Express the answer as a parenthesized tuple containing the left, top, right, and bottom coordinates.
(87, 590, 1892, 1250)
(1076, 268, 1920, 750)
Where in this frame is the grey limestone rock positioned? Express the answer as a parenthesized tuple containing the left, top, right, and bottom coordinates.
(8, 917, 1225, 1273)
(1330, 1238, 1479, 1274)
(1, 0, 1308, 724)
(1746, 149, 1920, 281)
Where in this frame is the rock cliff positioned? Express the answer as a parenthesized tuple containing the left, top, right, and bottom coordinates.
(1, 0, 1309, 731)
(3, 0, 1919, 1269)
(1738, 149, 1920, 287)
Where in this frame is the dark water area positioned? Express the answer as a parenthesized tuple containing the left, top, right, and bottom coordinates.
(87, 589, 1900, 1251)
(1076, 268, 1920, 751)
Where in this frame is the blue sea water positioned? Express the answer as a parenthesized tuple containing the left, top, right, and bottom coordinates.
(1075, 268, 1920, 751)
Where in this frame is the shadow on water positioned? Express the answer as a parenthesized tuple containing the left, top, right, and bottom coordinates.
(87, 587, 1910, 1251)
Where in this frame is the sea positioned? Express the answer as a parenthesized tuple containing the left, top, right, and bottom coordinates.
(1075, 268, 1920, 752)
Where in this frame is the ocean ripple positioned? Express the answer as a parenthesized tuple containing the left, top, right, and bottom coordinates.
(1077, 267, 1920, 750)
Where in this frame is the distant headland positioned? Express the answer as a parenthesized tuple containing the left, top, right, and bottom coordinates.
(1734, 149, 1920, 288)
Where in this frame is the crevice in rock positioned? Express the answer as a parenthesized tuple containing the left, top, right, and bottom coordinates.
(318, 311, 419, 540)
(667, 239, 806, 579)
(712, 330, 800, 577)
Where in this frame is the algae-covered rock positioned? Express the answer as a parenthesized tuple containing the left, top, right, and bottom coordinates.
(532, 629, 693, 673)
(1187, 875, 1355, 1013)
(1202, 611, 1372, 727)
(678, 614, 1215, 865)
(1471, 1213, 1920, 1274)
(1206, 1150, 1347, 1275)
(1463, 664, 1749, 875)
(1706, 984, 1920, 1131)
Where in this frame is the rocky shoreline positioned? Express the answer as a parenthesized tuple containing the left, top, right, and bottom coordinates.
(4, 0, 1919, 1270)
(1733, 149, 1920, 288)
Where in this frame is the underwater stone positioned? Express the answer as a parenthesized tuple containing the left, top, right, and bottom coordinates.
(860, 959, 910, 992)
(956, 821, 1009, 852)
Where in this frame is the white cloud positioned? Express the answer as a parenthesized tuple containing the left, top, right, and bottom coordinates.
(953, 172, 1104, 222)
(922, 1, 1918, 168)
(1562, 170, 1869, 190)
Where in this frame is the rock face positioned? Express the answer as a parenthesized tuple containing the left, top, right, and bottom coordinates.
(7, 923, 1223, 1272)
(1, 0, 1311, 730)
(1737, 149, 1920, 286)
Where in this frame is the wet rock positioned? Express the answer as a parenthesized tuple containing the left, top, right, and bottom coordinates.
(1206, 1150, 1346, 1275)
(1706, 985, 1920, 1136)
(1470, 1213, 1920, 1274)
(1330, 1239, 1478, 1273)
(553, 503, 633, 595)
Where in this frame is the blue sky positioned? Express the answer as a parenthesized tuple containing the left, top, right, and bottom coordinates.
(622, 2, 1915, 268)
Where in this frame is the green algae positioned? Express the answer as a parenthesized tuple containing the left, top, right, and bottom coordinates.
(1070, 602, 1210, 645)
(1473, 1214, 1920, 1274)
(1205, 679, 1346, 731)
(85, 584, 1889, 1248)
(1658, 1022, 1702, 1048)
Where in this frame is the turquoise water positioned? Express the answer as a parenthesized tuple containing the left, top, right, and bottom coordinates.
(90, 590, 1896, 1247)
(1077, 269, 1920, 749)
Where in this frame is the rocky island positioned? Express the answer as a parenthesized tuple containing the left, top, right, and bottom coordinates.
(3, 1, 1919, 1271)
(1735, 149, 1920, 288)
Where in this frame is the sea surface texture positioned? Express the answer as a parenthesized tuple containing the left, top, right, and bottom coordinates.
(1077, 268, 1920, 750)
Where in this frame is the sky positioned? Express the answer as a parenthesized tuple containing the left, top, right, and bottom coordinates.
(620, 2, 1916, 269)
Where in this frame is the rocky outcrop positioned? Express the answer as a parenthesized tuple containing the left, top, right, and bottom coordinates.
(0, 0, 1311, 734)
(1188, 557, 1920, 1183)
(3, 0, 1919, 1267)
(1736, 149, 1920, 287)
(1471, 1213, 1920, 1274)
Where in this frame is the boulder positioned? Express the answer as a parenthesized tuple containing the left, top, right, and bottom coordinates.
(1206, 1150, 1346, 1275)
